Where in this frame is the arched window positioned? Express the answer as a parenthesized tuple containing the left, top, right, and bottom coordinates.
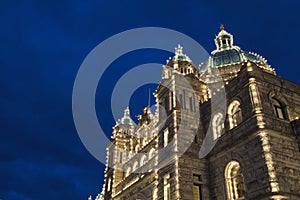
(271, 97, 287, 119)
(125, 167, 131, 177)
(163, 128, 169, 147)
(119, 151, 123, 164)
(225, 161, 246, 200)
(136, 193, 146, 200)
(132, 161, 139, 172)
(163, 174, 171, 200)
(228, 101, 242, 129)
(140, 154, 147, 167)
(212, 112, 224, 140)
(149, 148, 155, 159)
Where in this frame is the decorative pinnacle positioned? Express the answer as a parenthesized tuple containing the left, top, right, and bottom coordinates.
(124, 107, 130, 117)
(175, 44, 183, 55)
(220, 24, 225, 31)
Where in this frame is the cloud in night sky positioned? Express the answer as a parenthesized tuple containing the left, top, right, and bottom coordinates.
(1, 0, 300, 199)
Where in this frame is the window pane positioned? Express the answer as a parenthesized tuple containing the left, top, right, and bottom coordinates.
(276, 107, 284, 119)
(193, 174, 202, 182)
(164, 97, 169, 112)
(272, 98, 281, 106)
(164, 174, 170, 200)
(179, 94, 183, 108)
(164, 185, 170, 200)
(119, 152, 123, 163)
(225, 161, 245, 200)
(272, 98, 287, 119)
(190, 97, 193, 112)
(164, 129, 168, 147)
(193, 185, 201, 200)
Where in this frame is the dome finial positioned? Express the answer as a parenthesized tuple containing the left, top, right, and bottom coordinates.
(220, 24, 225, 31)
(175, 44, 183, 56)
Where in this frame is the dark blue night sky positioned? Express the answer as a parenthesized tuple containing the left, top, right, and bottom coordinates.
(1, 0, 300, 199)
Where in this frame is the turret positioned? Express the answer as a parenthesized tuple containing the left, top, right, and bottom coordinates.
(103, 107, 136, 200)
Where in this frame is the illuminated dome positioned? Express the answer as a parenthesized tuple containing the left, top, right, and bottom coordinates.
(162, 44, 198, 78)
(201, 25, 273, 71)
(210, 48, 269, 68)
(172, 44, 192, 62)
(115, 107, 136, 126)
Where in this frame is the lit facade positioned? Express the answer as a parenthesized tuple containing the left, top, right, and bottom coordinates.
(96, 26, 300, 200)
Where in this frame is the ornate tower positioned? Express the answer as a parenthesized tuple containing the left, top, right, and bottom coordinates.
(103, 107, 136, 200)
(155, 45, 210, 200)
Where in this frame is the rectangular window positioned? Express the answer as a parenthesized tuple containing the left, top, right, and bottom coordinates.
(193, 174, 202, 182)
(164, 129, 169, 147)
(193, 93, 196, 111)
(179, 94, 183, 108)
(189, 96, 194, 112)
(194, 135, 197, 143)
(119, 151, 123, 163)
(193, 174, 203, 200)
(108, 152, 112, 166)
(275, 106, 284, 119)
(107, 177, 111, 192)
(164, 174, 171, 200)
(193, 129, 198, 143)
(183, 90, 186, 109)
(193, 185, 202, 200)
(164, 97, 169, 112)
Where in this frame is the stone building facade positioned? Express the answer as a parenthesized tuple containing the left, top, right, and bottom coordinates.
(99, 26, 300, 200)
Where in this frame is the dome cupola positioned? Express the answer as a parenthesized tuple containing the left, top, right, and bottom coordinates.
(115, 107, 136, 126)
(172, 44, 192, 62)
(162, 45, 198, 79)
(113, 107, 136, 138)
(215, 24, 234, 51)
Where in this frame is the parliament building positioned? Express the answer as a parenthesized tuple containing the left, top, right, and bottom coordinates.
(97, 26, 300, 200)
